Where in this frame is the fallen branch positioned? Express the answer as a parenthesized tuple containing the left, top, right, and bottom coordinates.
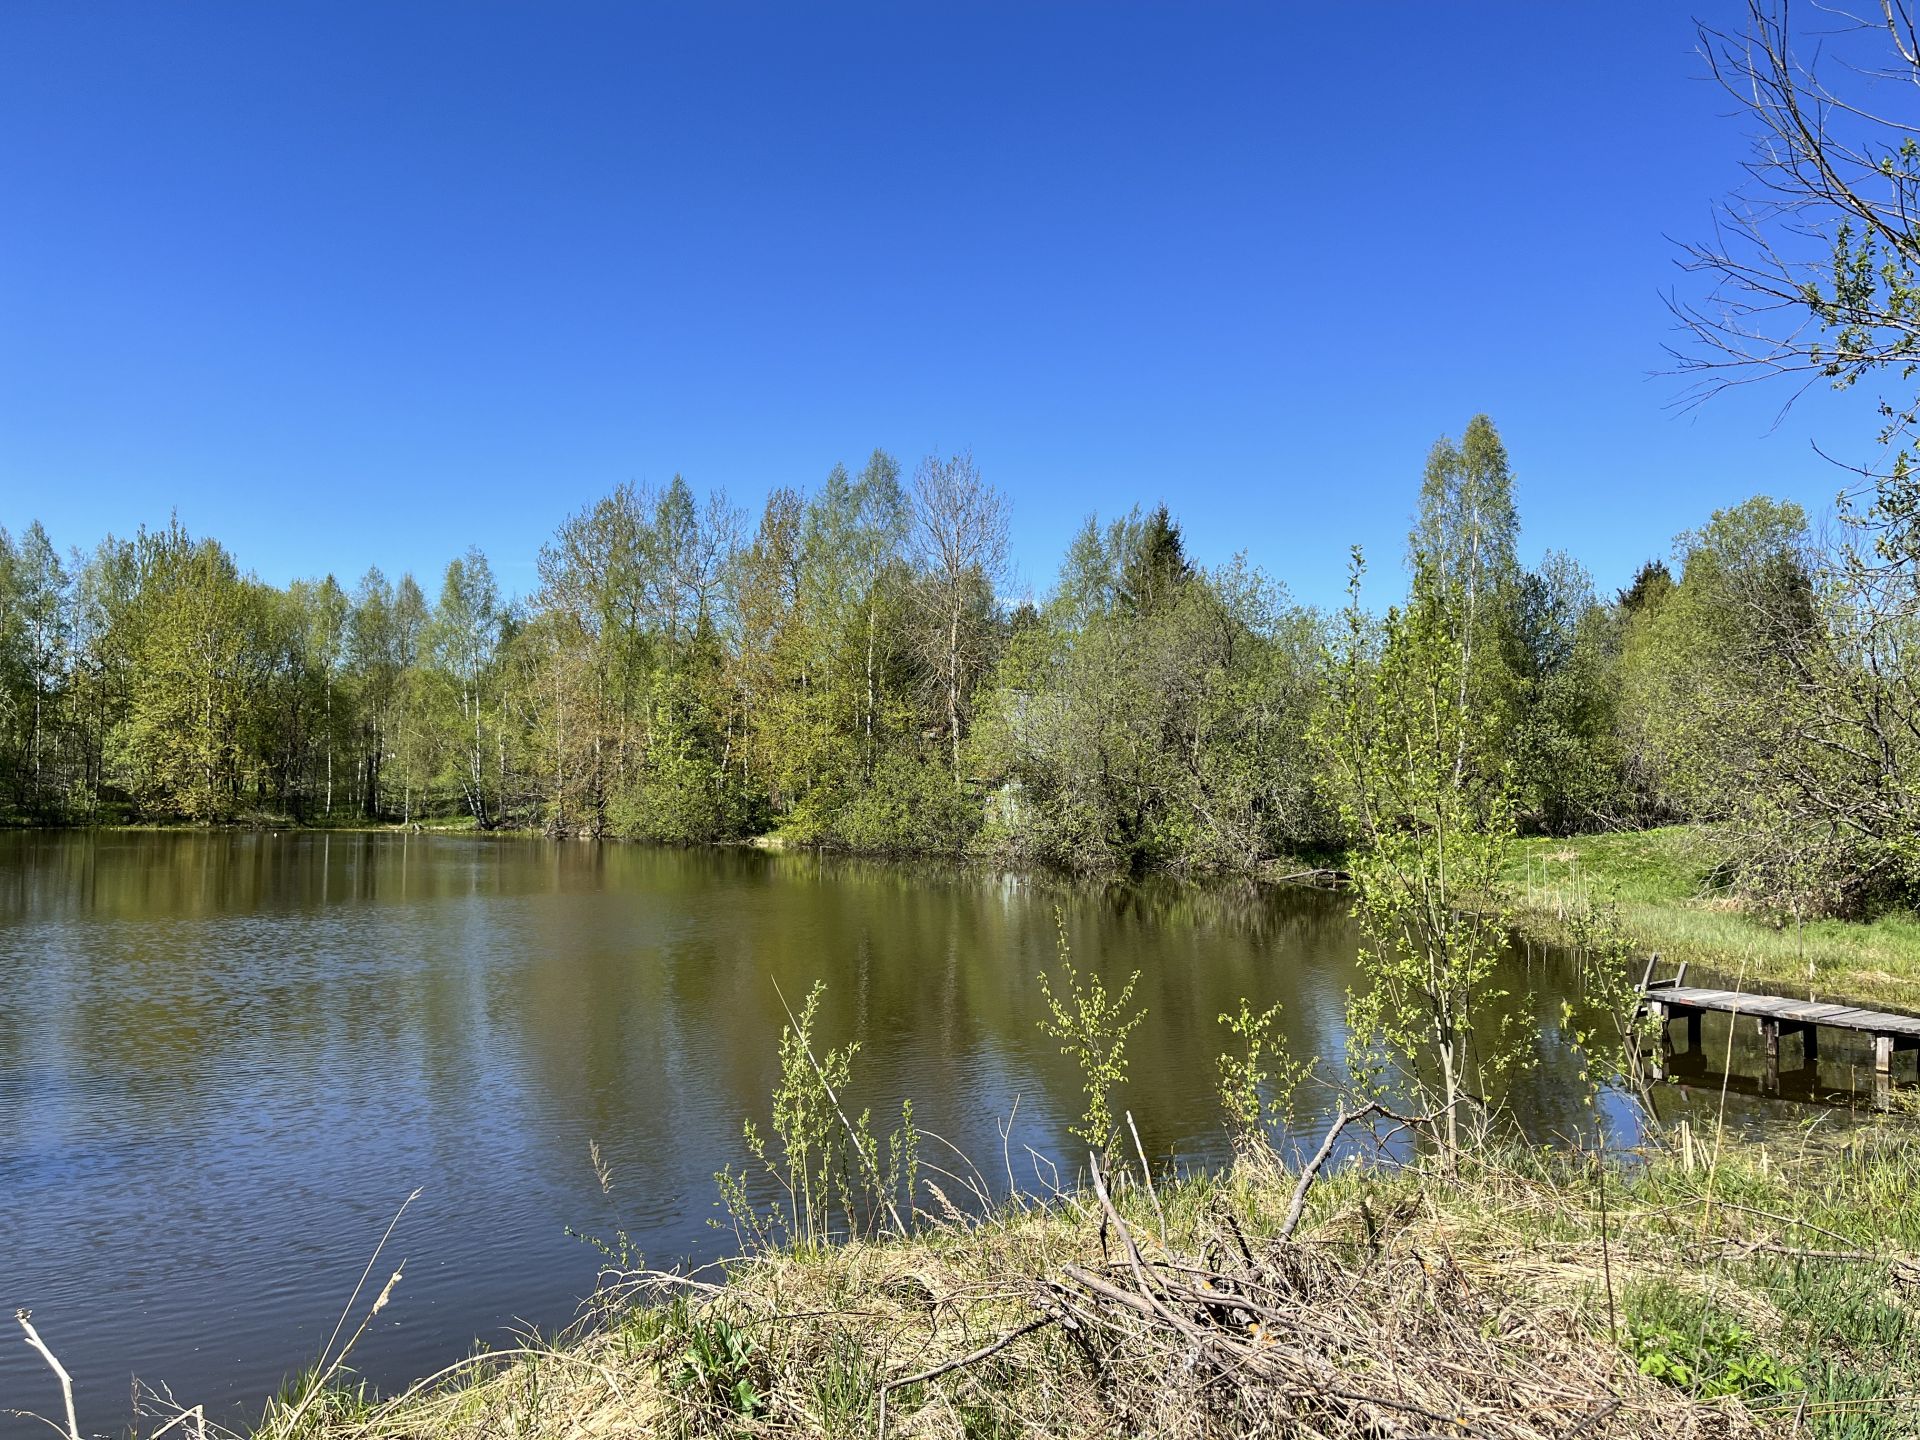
(875, 1312, 1055, 1438)
(143, 1403, 208, 1440)
(15, 1311, 78, 1440)
(1125, 1111, 1167, 1244)
(1280, 1101, 1441, 1242)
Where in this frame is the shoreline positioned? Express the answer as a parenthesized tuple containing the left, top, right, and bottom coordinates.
(76, 1128, 1912, 1440)
(1508, 828, 1920, 1013)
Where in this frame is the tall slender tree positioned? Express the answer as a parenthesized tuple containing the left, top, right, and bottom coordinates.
(430, 548, 502, 827)
(1411, 415, 1522, 785)
(909, 451, 1009, 784)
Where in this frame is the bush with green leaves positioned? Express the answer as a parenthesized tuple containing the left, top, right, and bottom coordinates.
(1215, 998, 1310, 1157)
(1036, 911, 1144, 1163)
(829, 749, 980, 854)
(715, 981, 918, 1253)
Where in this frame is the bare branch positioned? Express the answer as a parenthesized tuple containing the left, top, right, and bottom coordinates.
(14, 1312, 79, 1440)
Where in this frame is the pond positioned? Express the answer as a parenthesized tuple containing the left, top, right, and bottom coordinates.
(0, 830, 1836, 1436)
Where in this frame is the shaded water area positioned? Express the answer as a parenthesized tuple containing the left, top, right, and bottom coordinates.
(0, 831, 1870, 1436)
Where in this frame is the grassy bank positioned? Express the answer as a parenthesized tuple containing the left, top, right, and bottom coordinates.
(1507, 827, 1920, 1012)
(115, 1126, 1918, 1440)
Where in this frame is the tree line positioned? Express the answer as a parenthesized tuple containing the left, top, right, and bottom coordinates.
(0, 420, 1913, 920)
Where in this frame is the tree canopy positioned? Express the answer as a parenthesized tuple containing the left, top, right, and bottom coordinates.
(3, 421, 1915, 921)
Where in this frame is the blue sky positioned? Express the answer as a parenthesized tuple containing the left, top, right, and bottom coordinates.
(0, 3, 1881, 609)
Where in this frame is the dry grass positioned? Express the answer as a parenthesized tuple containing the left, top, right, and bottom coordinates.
(12, 1117, 1904, 1440)
(156, 1150, 1821, 1440)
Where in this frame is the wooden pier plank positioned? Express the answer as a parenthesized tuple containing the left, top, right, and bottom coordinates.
(1647, 985, 1920, 1038)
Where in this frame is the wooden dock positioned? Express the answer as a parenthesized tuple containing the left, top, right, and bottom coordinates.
(1640, 957, 1920, 1086)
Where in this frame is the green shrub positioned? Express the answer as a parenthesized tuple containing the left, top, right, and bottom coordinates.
(1037, 911, 1144, 1162)
(829, 752, 979, 854)
(715, 981, 919, 1251)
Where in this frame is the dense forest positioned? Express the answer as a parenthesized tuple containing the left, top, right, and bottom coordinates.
(1, 414, 1915, 921)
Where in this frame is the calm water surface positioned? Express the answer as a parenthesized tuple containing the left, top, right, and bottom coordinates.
(0, 831, 1855, 1436)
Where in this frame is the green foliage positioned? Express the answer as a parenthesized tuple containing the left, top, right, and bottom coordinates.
(972, 510, 1331, 876)
(1411, 415, 1526, 776)
(673, 1314, 767, 1422)
(1508, 552, 1622, 833)
(119, 520, 280, 820)
(1036, 911, 1145, 1160)
(830, 749, 978, 854)
(428, 547, 503, 826)
(0, 522, 70, 814)
(1556, 892, 1652, 1102)
(1214, 999, 1309, 1152)
(1608, 495, 1920, 916)
(1625, 1281, 1800, 1402)
(715, 982, 918, 1253)
(908, 451, 1010, 786)
(1318, 546, 1517, 1149)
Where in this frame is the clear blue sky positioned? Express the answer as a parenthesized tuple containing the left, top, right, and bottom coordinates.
(0, 2, 1878, 609)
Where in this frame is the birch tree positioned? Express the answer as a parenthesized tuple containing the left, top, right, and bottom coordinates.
(430, 548, 501, 826)
(1317, 550, 1515, 1155)
(909, 451, 1009, 784)
(1410, 414, 1521, 788)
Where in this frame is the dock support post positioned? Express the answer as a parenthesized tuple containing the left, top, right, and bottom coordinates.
(1802, 1025, 1818, 1065)
(1762, 1018, 1781, 1092)
(1686, 1010, 1702, 1052)
(1875, 1033, 1894, 1076)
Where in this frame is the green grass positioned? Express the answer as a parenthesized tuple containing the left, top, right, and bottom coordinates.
(1507, 826, 1920, 1011)
(1308, 1123, 1920, 1437)
(1509, 826, 1713, 908)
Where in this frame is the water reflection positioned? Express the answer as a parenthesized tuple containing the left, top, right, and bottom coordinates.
(1641, 1003, 1919, 1126)
(0, 832, 1851, 1437)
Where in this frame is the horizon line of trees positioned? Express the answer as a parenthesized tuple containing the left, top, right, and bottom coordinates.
(3, 420, 1914, 921)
